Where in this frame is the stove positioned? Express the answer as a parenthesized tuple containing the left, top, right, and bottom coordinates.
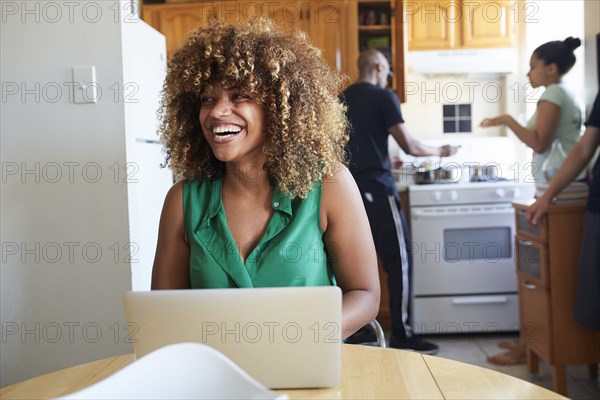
(408, 180, 535, 334)
(409, 181, 534, 206)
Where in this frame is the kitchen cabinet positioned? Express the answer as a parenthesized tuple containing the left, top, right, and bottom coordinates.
(142, 2, 311, 55)
(400, 190, 410, 229)
(406, 0, 455, 50)
(406, 0, 516, 50)
(142, 1, 406, 102)
(462, 0, 515, 47)
(377, 258, 391, 331)
(141, 1, 355, 80)
(142, 2, 220, 53)
(353, 0, 405, 102)
(303, 1, 355, 79)
(513, 202, 600, 396)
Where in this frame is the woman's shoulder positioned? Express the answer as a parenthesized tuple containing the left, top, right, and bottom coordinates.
(175, 178, 222, 213)
(158, 181, 185, 232)
(321, 163, 359, 208)
(319, 162, 363, 232)
(540, 83, 575, 104)
(322, 163, 354, 191)
(166, 180, 185, 202)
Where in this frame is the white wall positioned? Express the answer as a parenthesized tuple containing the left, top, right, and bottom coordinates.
(501, 1, 585, 174)
(583, 0, 600, 173)
(400, 72, 506, 138)
(1, 1, 135, 386)
(523, 1, 585, 119)
(583, 0, 599, 109)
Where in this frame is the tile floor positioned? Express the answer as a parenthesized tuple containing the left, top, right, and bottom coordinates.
(420, 333, 600, 400)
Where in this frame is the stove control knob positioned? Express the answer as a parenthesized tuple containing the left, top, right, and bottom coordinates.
(513, 188, 521, 199)
(449, 190, 459, 201)
(432, 191, 442, 202)
(495, 188, 506, 198)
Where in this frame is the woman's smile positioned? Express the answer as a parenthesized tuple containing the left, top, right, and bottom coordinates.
(209, 123, 244, 143)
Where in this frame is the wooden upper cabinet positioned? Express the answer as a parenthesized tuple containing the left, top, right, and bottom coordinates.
(141, 1, 404, 100)
(353, 1, 405, 102)
(306, 2, 345, 74)
(142, 3, 221, 53)
(249, 1, 347, 74)
(142, 2, 348, 71)
(406, 0, 516, 50)
(462, 0, 515, 48)
(406, 0, 457, 50)
(240, 1, 350, 77)
(263, 1, 310, 31)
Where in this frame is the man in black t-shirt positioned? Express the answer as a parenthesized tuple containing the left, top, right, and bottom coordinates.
(342, 49, 458, 353)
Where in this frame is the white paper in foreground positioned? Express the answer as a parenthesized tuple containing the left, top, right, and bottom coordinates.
(59, 342, 288, 400)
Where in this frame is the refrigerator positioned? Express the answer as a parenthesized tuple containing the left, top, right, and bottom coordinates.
(1, 0, 172, 386)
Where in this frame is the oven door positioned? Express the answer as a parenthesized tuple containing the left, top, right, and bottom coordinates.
(410, 203, 517, 296)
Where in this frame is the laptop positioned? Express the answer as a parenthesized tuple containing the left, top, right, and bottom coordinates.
(122, 286, 342, 389)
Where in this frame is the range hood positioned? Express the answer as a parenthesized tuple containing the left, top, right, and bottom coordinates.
(407, 48, 518, 74)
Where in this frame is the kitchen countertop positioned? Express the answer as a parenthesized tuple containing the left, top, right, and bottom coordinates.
(393, 169, 414, 192)
(397, 183, 409, 193)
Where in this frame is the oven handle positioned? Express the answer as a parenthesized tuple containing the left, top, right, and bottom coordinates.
(412, 207, 514, 218)
(451, 296, 509, 305)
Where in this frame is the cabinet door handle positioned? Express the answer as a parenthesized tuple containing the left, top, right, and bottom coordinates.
(451, 296, 508, 305)
(519, 240, 533, 247)
(523, 282, 537, 290)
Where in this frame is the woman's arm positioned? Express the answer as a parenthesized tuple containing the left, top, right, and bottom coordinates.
(151, 181, 191, 289)
(526, 126, 600, 225)
(320, 164, 380, 339)
(480, 101, 560, 153)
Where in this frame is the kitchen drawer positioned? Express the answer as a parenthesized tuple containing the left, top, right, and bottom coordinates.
(518, 271, 552, 361)
(515, 208, 548, 243)
(515, 234, 550, 289)
(412, 294, 520, 334)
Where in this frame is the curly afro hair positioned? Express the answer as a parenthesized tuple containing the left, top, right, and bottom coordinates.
(159, 17, 349, 198)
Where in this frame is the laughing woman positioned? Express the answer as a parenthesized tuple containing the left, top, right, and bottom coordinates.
(150, 18, 380, 340)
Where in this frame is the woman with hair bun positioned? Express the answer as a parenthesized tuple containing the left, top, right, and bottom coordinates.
(481, 37, 583, 184)
(481, 37, 584, 365)
(150, 18, 380, 340)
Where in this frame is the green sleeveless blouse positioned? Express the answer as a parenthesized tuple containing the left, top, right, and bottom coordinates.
(182, 179, 335, 288)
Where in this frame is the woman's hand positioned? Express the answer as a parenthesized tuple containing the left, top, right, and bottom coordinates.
(526, 195, 552, 226)
(480, 115, 506, 127)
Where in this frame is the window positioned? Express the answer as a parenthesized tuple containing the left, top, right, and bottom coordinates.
(443, 104, 472, 133)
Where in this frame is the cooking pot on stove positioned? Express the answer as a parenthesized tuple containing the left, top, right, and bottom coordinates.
(414, 168, 435, 184)
(470, 165, 500, 182)
(436, 166, 461, 182)
(414, 166, 461, 184)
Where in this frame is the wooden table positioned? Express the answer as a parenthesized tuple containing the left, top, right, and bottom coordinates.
(1, 344, 565, 399)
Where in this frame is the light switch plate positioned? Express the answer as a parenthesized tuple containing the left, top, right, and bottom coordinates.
(72, 66, 98, 104)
